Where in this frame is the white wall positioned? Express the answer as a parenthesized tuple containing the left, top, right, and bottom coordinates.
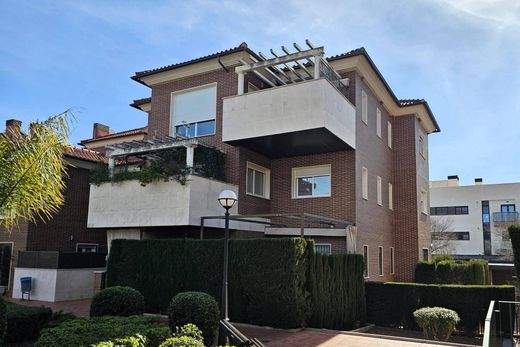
(222, 78, 356, 149)
(12, 267, 104, 302)
(430, 182, 520, 256)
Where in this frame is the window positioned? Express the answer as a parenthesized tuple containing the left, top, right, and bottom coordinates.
(376, 108, 382, 138)
(420, 190, 428, 214)
(77, 243, 98, 253)
(377, 176, 382, 206)
(362, 91, 368, 125)
(292, 165, 331, 198)
(171, 84, 217, 138)
(387, 121, 392, 148)
(363, 245, 369, 278)
(378, 246, 384, 276)
(246, 162, 270, 199)
(419, 136, 426, 158)
(432, 231, 470, 241)
(390, 247, 395, 274)
(501, 204, 516, 213)
(422, 248, 429, 262)
(430, 206, 469, 215)
(388, 183, 393, 210)
(362, 167, 368, 200)
(315, 244, 332, 255)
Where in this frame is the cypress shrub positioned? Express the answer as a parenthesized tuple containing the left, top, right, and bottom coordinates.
(308, 253, 366, 330)
(414, 259, 489, 285)
(415, 261, 436, 283)
(509, 224, 520, 282)
(366, 282, 514, 335)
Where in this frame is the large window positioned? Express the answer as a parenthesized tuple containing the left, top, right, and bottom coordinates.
(501, 204, 516, 213)
(362, 166, 368, 200)
(430, 206, 469, 215)
(171, 84, 217, 138)
(387, 121, 392, 148)
(315, 244, 332, 255)
(292, 165, 331, 198)
(362, 91, 368, 125)
(246, 162, 270, 199)
(378, 246, 384, 276)
(363, 245, 369, 278)
(420, 190, 428, 214)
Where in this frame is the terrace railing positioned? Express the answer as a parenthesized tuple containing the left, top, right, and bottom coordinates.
(483, 300, 520, 347)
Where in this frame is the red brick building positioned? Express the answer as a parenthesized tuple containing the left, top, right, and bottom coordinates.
(87, 42, 440, 281)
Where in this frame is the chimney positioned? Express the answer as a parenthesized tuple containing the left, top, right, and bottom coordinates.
(5, 119, 22, 138)
(475, 178, 483, 185)
(447, 175, 459, 187)
(92, 123, 113, 139)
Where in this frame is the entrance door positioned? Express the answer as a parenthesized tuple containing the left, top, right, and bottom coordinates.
(0, 244, 12, 288)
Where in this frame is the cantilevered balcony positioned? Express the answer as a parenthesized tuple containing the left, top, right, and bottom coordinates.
(222, 43, 356, 158)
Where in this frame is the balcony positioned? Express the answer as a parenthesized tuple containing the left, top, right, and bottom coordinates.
(493, 212, 519, 224)
(87, 175, 238, 229)
(222, 44, 356, 158)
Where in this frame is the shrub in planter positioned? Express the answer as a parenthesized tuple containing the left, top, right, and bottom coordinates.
(5, 302, 53, 343)
(90, 286, 145, 317)
(414, 307, 460, 341)
(168, 292, 219, 346)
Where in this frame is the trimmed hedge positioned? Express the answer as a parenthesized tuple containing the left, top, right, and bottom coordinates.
(5, 302, 53, 343)
(366, 282, 514, 335)
(308, 254, 366, 330)
(509, 224, 520, 281)
(414, 307, 460, 341)
(90, 286, 145, 317)
(108, 238, 312, 328)
(0, 298, 5, 345)
(414, 259, 489, 285)
(35, 316, 170, 347)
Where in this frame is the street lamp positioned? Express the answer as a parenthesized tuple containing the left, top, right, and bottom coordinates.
(217, 190, 237, 322)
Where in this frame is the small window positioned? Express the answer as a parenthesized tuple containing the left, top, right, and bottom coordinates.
(420, 190, 428, 214)
(292, 165, 331, 198)
(377, 176, 382, 206)
(388, 183, 393, 210)
(376, 108, 382, 138)
(77, 243, 98, 253)
(387, 121, 392, 148)
(362, 167, 368, 200)
(246, 162, 270, 199)
(419, 136, 426, 158)
(501, 204, 516, 213)
(362, 91, 368, 125)
(422, 248, 429, 262)
(390, 247, 395, 274)
(378, 246, 384, 276)
(363, 245, 369, 278)
(315, 244, 332, 255)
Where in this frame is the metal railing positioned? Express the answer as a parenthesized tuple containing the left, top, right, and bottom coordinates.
(319, 60, 349, 96)
(493, 212, 519, 223)
(483, 300, 520, 347)
(218, 320, 265, 347)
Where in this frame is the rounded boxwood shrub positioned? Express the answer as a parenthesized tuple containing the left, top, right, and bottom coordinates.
(90, 286, 145, 317)
(414, 307, 460, 341)
(168, 292, 219, 345)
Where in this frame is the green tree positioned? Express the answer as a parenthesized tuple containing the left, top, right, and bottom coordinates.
(0, 111, 72, 228)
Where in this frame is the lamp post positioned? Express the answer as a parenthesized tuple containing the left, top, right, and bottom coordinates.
(217, 190, 237, 322)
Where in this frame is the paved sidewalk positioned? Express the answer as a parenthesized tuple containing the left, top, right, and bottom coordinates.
(6, 296, 91, 317)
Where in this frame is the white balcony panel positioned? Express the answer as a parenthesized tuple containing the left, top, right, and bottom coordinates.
(223, 78, 356, 149)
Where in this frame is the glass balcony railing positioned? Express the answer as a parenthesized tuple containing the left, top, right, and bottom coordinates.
(492, 212, 519, 223)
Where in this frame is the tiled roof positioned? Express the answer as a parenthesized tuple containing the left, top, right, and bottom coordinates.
(399, 99, 426, 106)
(131, 42, 260, 82)
(130, 97, 151, 110)
(80, 127, 148, 145)
(326, 47, 368, 61)
(63, 146, 105, 163)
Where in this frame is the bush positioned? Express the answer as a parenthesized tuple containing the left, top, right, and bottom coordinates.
(415, 261, 436, 283)
(366, 282, 514, 335)
(509, 224, 520, 282)
(0, 297, 6, 345)
(5, 302, 53, 343)
(94, 334, 147, 347)
(36, 316, 170, 347)
(168, 292, 219, 346)
(108, 238, 312, 328)
(159, 336, 204, 347)
(414, 307, 460, 341)
(432, 254, 454, 263)
(308, 253, 366, 330)
(414, 259, 489, 285)
(90, 286, 145, 317)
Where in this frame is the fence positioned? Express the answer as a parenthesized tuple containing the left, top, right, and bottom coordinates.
(483, 300, 519, 347)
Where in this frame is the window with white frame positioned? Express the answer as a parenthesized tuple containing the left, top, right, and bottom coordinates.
(315, 244, 332, 255)
(422, 248, 429, 262)
(420, 190, 428, 214)
(387, 121, 392, 148)
(171, 84, 217, 138)
(388, 183, 393, 210)
(377, 176, 382, 206)
(390, 247, 395, 274)
(376, 108, 382, 138)
(378, 246, 384, 276)
(362, 91, 368, 125)
(363, 245, 369, 278)
(419, 136, 426, 158)
(362, 166, 368, 200)
(77, 243, 98, 253)
(292, 165, 331, 198)
(246, 162, 270, 199)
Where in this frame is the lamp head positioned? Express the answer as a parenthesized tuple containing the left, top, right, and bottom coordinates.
(218, 190, 237, 209)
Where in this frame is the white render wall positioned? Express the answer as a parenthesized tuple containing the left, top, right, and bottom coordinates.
(430, 181, 520, 256)
(88, 175, 239, 229)
(222, 78, 356, 149)
(12, 267, 104, 302)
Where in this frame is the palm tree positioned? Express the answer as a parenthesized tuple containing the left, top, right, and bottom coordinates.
(0, 111, 73, 228)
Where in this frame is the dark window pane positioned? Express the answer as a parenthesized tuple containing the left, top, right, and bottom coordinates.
(197, 120, 215, 136)
(254, 170, 264, 196)
(246, 168, 254, 194)
(315, 244, 331, 255)
(297, 177, 313, 196)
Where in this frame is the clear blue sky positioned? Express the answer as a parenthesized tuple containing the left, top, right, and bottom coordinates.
(1, 0, 519, 185)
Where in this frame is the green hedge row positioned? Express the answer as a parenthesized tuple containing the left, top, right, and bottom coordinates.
(5, 302, 53, 343)
(308, 254, 366, 330)
(366, 282, 514, 335)
(415, 259, 489, 285)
